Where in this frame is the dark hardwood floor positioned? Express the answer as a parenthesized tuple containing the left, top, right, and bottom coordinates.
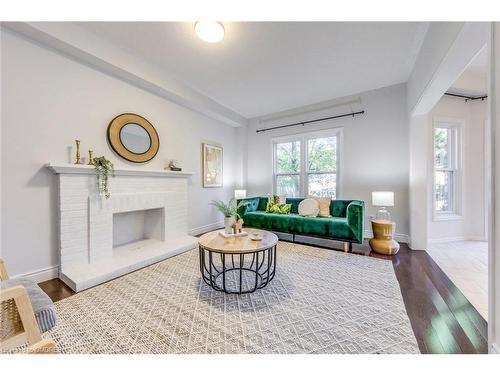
(39, 240, 488, 354)
(38, 278, 75, 302)
(361, 243, 488, 354)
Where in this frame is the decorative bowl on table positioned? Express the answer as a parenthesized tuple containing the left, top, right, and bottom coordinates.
(249, 232, 263, 241)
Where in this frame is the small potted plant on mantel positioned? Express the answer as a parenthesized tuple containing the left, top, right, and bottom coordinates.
(210, 198, 246, 235)
(93, 156, 114, 198)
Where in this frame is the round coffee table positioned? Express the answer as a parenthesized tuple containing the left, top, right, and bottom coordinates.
(198, 229, 278, 294)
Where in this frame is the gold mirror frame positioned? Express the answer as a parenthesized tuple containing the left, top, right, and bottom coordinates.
(107, 113, 159, 163)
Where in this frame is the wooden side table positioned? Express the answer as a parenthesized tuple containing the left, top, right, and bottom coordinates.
(369, 220, 400, 255)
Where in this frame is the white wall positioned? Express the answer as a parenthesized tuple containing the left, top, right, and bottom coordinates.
(245, 83, 410, 240)
(427, 96, 487, 242)
(1, 30, 239, 280)
(409, 114, 430, 250)
(489, 21, 499, 354)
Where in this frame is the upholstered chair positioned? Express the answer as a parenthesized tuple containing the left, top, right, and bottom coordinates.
(0, 259, 57, 353)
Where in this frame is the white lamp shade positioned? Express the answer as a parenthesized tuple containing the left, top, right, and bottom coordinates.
(234, 189, 247, 199)
(372, 191, 394, 207)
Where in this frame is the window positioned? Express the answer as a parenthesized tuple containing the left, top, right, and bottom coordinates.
(273, 130, 340, 198)
(433, 120, 462, 218)
(275, 140, 301, 197)
(307, 136, 337, 197)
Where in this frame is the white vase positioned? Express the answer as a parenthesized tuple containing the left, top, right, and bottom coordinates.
(224, 216, 235, 234)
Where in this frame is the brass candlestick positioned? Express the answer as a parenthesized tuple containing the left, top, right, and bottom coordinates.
(87, 150, 94, 165)
(74, 140, 82, 164)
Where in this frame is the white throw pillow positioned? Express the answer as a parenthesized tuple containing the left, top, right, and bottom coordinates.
(298, 198, 320, 217)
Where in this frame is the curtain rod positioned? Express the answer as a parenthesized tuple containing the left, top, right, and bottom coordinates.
(255, 110, 365, 133)
(444, 92, 488, 102)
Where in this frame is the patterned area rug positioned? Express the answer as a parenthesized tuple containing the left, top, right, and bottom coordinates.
(43, 242, 418, 353)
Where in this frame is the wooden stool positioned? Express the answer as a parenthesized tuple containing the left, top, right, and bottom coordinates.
(369, 220, 400, 255)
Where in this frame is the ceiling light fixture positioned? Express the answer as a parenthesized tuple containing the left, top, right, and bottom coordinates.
(194, 21, 225, 43)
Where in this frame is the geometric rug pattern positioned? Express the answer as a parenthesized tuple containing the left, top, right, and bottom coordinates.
(40, 242, 419, 353)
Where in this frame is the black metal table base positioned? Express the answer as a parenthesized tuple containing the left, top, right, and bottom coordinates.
(199, 245, 277, 294)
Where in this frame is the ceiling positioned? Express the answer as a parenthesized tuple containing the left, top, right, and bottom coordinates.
(449, 47, 488, 96)
(78, 22, 428, 118)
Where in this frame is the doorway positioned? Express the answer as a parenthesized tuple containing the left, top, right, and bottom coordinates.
(425, 47, 490, 320)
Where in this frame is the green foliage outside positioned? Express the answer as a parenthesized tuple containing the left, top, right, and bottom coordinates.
(276, 137, 336, 173)
(275, 137, 337, 197)
(434, 128, 448, 168)
(307, 137, 336, 172)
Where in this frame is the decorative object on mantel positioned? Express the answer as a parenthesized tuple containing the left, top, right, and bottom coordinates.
(93, 156, 114, 199)
(87, 150, 94, 165)
(107, 113, 159, 163)
(167, 159, 182, 171)
(74, 140, 82, 164)
(202, 143, 223, 187)
(210, 198, 246, 235)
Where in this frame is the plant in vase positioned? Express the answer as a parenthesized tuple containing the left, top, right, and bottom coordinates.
(210, 198, 246, 234)
(93, 156, 114, 198)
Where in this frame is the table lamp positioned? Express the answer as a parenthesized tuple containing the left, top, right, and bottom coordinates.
(372, 191, 394, 221)
(234, 189, 247, 199)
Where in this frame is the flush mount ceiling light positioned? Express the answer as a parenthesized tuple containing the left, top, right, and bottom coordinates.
(194, 21, 225, 43)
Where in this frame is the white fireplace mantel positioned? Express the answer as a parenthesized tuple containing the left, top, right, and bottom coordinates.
(46, 163, 193, 178)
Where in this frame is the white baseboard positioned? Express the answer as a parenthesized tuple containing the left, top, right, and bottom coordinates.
(189, 221, 224, 236)
(11, 265, 59, 283)
(364, 230, 409, 244)
(408, 246, 426, 251)
(428, 236, 487, 244)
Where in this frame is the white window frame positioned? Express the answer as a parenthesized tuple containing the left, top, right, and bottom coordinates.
(272, 128, 343, 198)
(272, 137, 302, 198)
(432, 117, 464, 221)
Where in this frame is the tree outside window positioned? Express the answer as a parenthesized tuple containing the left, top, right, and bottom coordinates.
(433, 122, 461, 217)
(275, 141, 300, 197)
(307, 137, 337, 198)
(273, 131, 339, 198)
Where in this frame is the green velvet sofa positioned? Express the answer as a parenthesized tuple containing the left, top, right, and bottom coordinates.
(237, 197, 365, 250)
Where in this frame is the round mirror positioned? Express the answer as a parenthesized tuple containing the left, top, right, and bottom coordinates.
(107, 113, 160, 163)
(119, 123, 151, 154)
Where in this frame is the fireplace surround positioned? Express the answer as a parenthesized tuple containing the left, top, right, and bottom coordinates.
(47, 163, 197, 291)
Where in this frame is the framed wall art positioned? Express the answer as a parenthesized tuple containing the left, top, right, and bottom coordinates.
(202, 143, 223, 188)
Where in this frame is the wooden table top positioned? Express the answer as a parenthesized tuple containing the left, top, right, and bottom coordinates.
(198, 229, 278, 253)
